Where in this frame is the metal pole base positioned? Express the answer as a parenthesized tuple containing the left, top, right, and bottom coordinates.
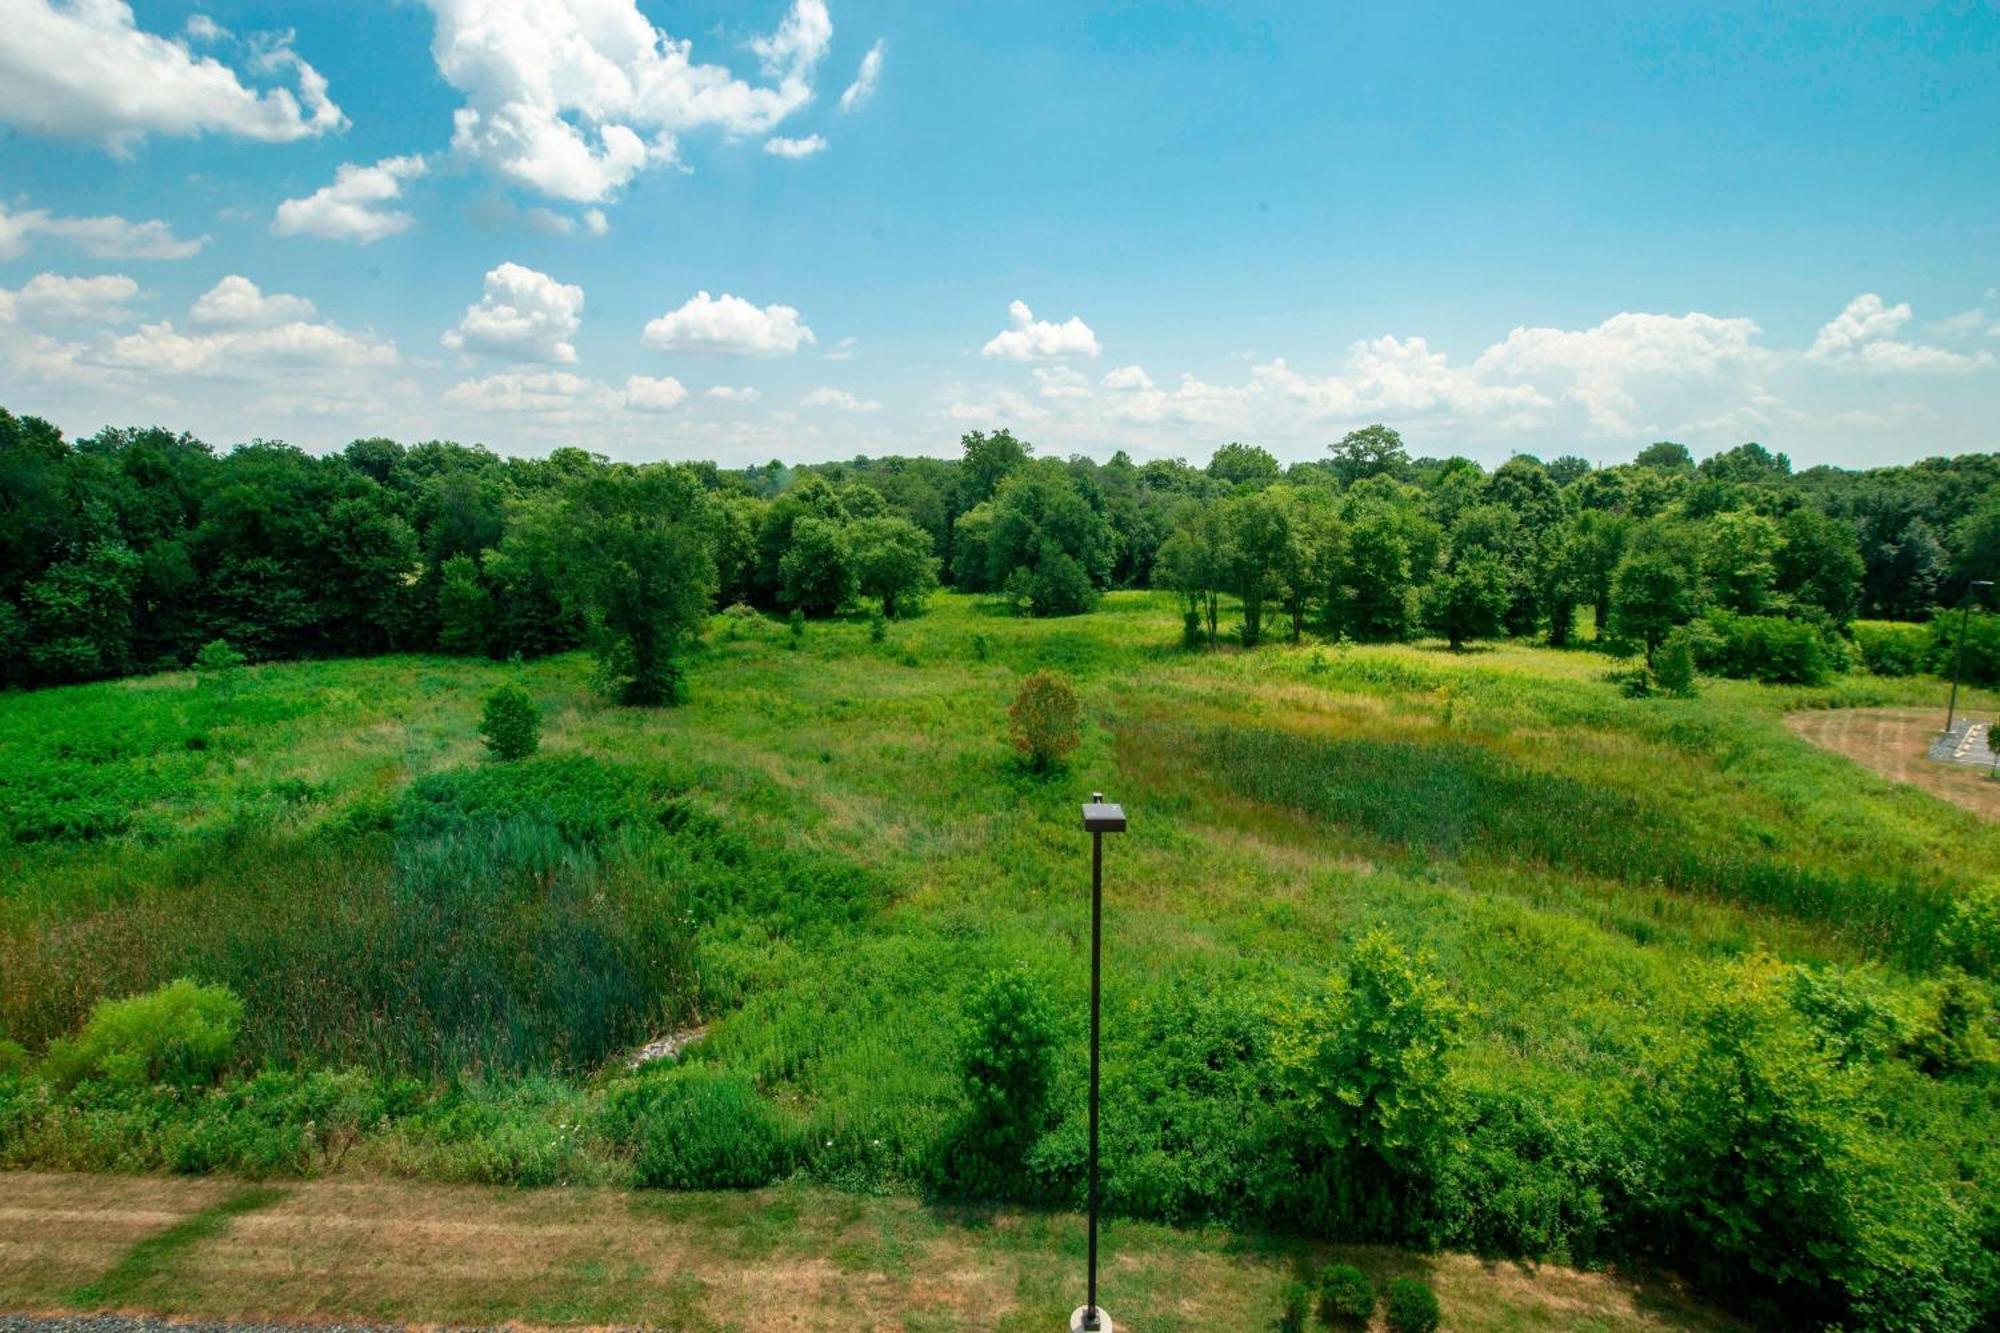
(1070, 1307, 1114, 1333)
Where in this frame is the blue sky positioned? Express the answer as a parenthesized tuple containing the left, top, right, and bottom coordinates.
(1, 0, 1995, 467)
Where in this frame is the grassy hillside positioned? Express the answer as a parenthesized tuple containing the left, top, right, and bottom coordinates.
(3, 592, 1996, 1326)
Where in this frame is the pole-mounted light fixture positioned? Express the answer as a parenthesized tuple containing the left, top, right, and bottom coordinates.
(1072, 793, 1126, 1333)
(1947, 579, 1994, 737)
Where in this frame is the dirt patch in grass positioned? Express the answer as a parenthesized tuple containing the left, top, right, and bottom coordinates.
(1787, 706, 2000, 821)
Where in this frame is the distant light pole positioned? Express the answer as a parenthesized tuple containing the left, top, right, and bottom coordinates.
(1073, 793, 1126, 1333)
(1946, 579, 1994, 736)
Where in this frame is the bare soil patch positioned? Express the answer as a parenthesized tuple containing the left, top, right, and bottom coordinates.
(1787, 706, 2000, 821)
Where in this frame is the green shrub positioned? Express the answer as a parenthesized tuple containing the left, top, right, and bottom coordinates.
(388, 1076, 597, 1186)
(1384, 1277, 1440, 1333)
(937, 966, 1059, 1198)
(165, 1067, 398, 1176)
(194, 637, 246, 678)
(1904, 974, 1995, 1076)
(1317, 1262, 1374, 1326)
(1641, 957, 1978, 1328)
(1608, 666, 1653, 698)
(603, 1065, 792, 1189)
(1276, 1278, 1311, 1333)
(1947, 884, 2000, 979)
(1008, 669, 1082, 772)
(787, 608, 805, 649)
(478, 684, 541, 761)
(1852, 620, 1932, 677)
(1693, 611, 1837, 685)
(1653, 627, 1698, 697)
(1928, 609, 2000, 687)
(0, 1041, 28, 1077)
(971, 632, 990, 662)
(43, 980, 242, 1089)
(1271, 931, 1466, 1237)
(868, 607, 887, 643)
(1183, 609, 1204, 650)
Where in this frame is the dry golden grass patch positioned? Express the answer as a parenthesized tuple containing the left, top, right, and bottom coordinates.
(1787, 706, 2000, 821)
(0, 1171, 1734, 1331)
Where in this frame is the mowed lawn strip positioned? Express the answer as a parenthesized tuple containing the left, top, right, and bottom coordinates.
(0, 1171, 1733, 1332)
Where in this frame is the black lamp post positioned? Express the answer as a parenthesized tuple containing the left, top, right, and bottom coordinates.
(1946, 579, 1994, 736)
(1073, 793, 1126, 1333)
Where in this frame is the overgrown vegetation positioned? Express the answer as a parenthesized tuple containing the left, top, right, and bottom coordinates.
(5, 407, 2000, 1329)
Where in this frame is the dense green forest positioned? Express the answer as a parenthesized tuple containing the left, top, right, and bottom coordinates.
(7, 403, 2000, 694)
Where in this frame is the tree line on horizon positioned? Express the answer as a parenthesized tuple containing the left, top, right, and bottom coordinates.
(4, 403, 2000, 694)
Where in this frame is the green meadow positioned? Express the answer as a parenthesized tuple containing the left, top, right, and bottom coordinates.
(3, 592, 1996, 1327)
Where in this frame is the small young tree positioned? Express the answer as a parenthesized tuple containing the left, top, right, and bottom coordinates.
(193, 637, 246, 687)
(479, 684, 540, 760)
(1654, 627, 1699, 698)
(1009, 669, 1082, 772)
(941, 966, 1059, 1197)
(1273, 930, 1467, 1233)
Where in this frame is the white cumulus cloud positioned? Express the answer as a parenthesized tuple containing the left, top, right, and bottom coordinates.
(0, 273, 141, 325)
(0, 202, 205, 261)
(623, 373, 688, 412)
(0, 1, 344, 145)
(273, 155, 427, 244)
(763, 133, 826, 158)
(1808, 293, 1992, 373)
(443, 368, 606, 413)
(705, 385, 761, 401)
(981, 300, 1101, 361)
(100, 277, 394, 376)
(424, 0, 832, 203)
(643, 290, 813, 356)
(443, 262, 585, 363)
(189, 274, 316, 328)
(802, 385, 879, 412)
(838, 39, 883, 113)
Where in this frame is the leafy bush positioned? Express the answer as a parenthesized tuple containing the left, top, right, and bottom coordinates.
(1009, 669, 1082, 772)
(1271, 931, 1466, 1237)
(1904, 974, 1995, 1076)
(194, 637, 246, 678)
(868, 606, 887, 643)
(1693, 611, 1838, 685)
(1384, 1277, 1440, 1333)
(1853, 620, 1932, 677)
(1317, 1263, 1374, 1326)
(0, 1041, 28, 1077)
(1653, 627, 1698, 697)
(603, 1065, 792, 1189)
(165, 1067, 394, 1176)
(1947, 883, 2000, 979)
(43, 980, 242, 1089)
(787, 607, 805, 649)
(1929, 609, 2000, 687)
(1276, 1278, 1311, 1333)
(1640, 957, 1979, 1328)
(937, 966, 1059, 1198)
(478, 684, 541, 761)
(1608, 666, 1653, 698)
